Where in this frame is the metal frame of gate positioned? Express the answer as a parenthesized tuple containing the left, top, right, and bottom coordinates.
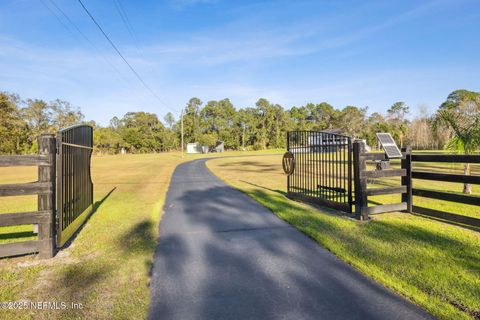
(286, 131, 353, 213)
(56, 124, 94, 247)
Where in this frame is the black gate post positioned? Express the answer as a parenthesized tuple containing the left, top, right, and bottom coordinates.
(347, 138, 353, 213)
(353, 140, 368, 220)
(401, 146, 412, 213)
(287, 131, 290, 193)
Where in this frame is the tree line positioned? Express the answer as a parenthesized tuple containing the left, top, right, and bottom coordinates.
(1, 89, 479, 156)
(0, 92, 84, 154)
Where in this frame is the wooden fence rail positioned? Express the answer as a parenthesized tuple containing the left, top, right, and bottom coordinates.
(353, 141, 411, 220)
(0, 134, 56, 259)
(411, 154, 480, 228)
(353, 141, 480, 228)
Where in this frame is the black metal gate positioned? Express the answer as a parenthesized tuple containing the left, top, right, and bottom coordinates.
(56, 124, 94, 246)
(286, 131, 353, 213)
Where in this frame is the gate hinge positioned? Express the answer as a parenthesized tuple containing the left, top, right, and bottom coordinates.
(56, 140, 61, 154)
(55, 215, 60, 233)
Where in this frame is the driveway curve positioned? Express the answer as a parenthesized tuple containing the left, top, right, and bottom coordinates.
(148, 158, 434, 320)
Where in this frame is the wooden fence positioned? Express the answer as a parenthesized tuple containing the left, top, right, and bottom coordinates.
(353, 140, 480, 228)
(353, 141, 411, 220)
(0, 134, 56, 258)
(411, 154, 480, 228)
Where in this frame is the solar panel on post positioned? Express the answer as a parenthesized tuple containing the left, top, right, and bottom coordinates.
(376, 133, 403, 158)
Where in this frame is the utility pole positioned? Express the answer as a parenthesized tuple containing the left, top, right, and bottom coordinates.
(181, 110, 184, 158)
(242, 123, 246, 150)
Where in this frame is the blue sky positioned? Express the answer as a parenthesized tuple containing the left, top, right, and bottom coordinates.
(0, 0, 479, 125)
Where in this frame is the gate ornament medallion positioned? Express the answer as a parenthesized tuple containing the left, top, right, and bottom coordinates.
(282, 151, 295, 175)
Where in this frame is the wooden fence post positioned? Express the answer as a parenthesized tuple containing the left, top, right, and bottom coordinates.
(353, 140, 368, 220)
(401, 146, 412, 213)
(37, 134, 56, 258)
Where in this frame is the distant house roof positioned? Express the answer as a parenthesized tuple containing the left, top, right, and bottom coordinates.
(321, 128, 342, 134)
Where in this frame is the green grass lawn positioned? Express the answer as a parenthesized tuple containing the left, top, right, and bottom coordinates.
(0, 150, 281, 320)
(207, 154, 480, 320)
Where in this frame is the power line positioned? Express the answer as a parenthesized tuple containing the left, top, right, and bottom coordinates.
(76, 0, 175, 113)
(45, 0, 133, 87)
(117, 0, 140, 43)
(112, 0, 142, 54)
(40, 0, 75, 35)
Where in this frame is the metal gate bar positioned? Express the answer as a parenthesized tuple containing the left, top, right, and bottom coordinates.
(56, 124, 94, 246)
(287, 131, 353, 213)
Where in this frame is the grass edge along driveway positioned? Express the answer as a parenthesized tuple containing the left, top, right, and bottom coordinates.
(207, 155, 480, 320)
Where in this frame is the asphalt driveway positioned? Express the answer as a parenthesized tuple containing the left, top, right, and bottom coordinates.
(148, 158, 434, 320)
